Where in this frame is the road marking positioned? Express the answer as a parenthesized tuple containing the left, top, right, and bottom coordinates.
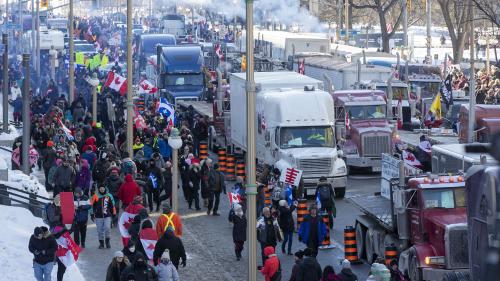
(181, 212, 209, 219)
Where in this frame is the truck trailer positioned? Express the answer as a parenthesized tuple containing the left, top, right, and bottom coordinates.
(229, 72, 348, 197)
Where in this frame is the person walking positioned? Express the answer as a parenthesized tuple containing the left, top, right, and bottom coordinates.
(321, 265, 342, 281)
(106, 167, 124, 227)
(155, 250, 180, 281)
(315, 176, 336, 228)
(53, 157, 76, 195)
(118, 174, 142, 210)
(29, 226, 58, 281)
(298, 204, 327, 257)
(73, 187, 91, 248)
(42, 194, 63, 230)
(122, 240, 139, 263)
(289, 250, 304, 281)
(207, 163, 226, 215)
(228, 203, 247, 261)
(257, 207, 282, 265)
(120, 252, 158, 281)
(91, 184, 116, 249)
(337, 259, 358, 281)
(41, 141, 57, 191)
(153, 227, 187, 269)
(259, 246, 281, 281)
(278, 200, 296, 255)
(146, 158, 164, 212)
(156, 202, 183, 238)
(188, 159, 201, 210)
(296, 248, 322, 281)
(106, 251, 130, 281)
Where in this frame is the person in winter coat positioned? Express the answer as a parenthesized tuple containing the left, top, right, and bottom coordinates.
(29, 226, 58, 281)
(76, 159, 92, 196)
(257, 207, 282, 265)
(12, 94, 22, 125)
(278, 200, 296, 255)
(146, 158, 164, 212)
(207, 163, 226, 215)
(298, 204, 327, 257)
(93, 154, 111, 185)
(118, 174, 142, 209)
(120, 252, 158, 281)
(188, 159, 201, 210)
(289, 250, 304, 281)
(106, 251, 130, 281)
(136, 219, 157, 260)
(153, 228, 187, 269)
(315, 176, 336, 229)
(157, 134, 172, 161)
(337, 259, 358, 281)
(321, 265, 342, 281)
(106, 166, 124, 225)
(53, 157, 76, 195)
(155, 250, 179, 281)
(91, 185, 116, 249)
(128, 207, 150, 243)
(121, 152, 138, 179)
(296, 248, 322, 281)
(228, 203, 247, 260)
(73, 187, 91, 248)
(233, 177, 247, 211)
(43, 194, 63, 229)
(199, 158, 212, 207)
(42, 141, 57, 191)
(81, 146, 97, 170)
(389, 259, 407, 281)
(156, 201, 183, 238)
(260, 246, 280, 281)
(72, 102, 85, 122)
(123, 240, 139, 263)
(158, 161, 173, 204)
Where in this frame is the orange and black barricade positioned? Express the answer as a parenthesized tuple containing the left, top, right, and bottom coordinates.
(344, 226, 360, 263)
(236, 160, 246, 180)
(296, 199, 308, 230)
(199, 141, 208, 160)
(225, 153, 236, 180)
(217, 147, 226, 172)
(385, 244, 398, 266)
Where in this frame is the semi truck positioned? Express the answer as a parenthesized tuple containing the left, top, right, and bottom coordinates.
(431, 143, 496, 174)
(229, 72, 348, 197)
(156, 45, 205, 103)
(458, 104, 500, 143)
(351, 154, 469, 281)
(333, 90, 392, 172)
(161, 14, 187, 43)
(138, 34, 176, 71)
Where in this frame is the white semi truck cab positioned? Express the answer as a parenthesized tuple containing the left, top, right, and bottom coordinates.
(230, 72, 347, 197)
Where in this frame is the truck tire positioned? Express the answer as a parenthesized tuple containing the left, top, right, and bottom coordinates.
(409, 248, 422, 281)
(365, 230, 375, 264)
(355, 222, 365, 260)
(335, 187, 346, 198)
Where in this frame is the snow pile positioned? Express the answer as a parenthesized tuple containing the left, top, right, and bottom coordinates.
(0, 125, 20, 140)
(0, 170, 49, 198)
(0, 205, 86, 281)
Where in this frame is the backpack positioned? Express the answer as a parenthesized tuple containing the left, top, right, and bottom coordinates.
(318, 185, 332, 202)
(270, 262, 282, 281)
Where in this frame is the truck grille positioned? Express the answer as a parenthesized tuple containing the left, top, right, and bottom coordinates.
(446, 225, 469, 269)
(298, 158, 332, 176)
(362, 134, 391, 157)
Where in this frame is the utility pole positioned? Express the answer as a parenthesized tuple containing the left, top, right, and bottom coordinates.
(344, 0, 349, 44)
(337, 0, 342, 42)
(402, 0, 408, 56)
(126, 0, 133, 157)
(245, 1, 257, 281)
(35, 0, 40, 86)
(31, 0, 35, 63)
(2, 34, 9, 133)
(426, 0, 431, 61)
(68, 0, 75, 103)
(17, 0, 21, 55)
(467, 0, 475, 143)
(21, 54, 30, 175)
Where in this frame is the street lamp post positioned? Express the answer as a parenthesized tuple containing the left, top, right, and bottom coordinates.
(126, 0, 133, 158)
(168, 128, 183, 213)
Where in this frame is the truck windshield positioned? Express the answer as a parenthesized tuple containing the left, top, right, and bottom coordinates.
(410, 81, 441, 99)
(377, 86, 408, 101)
(280, 126, 335, 149)
(347, 105, 386, 120)
(422, 188, 466, 209)
(165, 74, 203, 86)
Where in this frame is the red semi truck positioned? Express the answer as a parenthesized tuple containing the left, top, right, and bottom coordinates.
(351, 154, 468, 281)
(458, 104, 500, 143)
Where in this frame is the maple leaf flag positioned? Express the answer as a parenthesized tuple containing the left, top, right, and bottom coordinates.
(56, 232, 82, 268)
(119, 210, 139, 239)
(139, 227, 158, 260)
(279, 167, 303, 186)
(139, 79, 158, 94)
(104, 71, 127, 96)
(228, 192, 241, 208)
(215, 44, 224, 61)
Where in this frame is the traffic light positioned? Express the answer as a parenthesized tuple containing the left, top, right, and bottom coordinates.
(40, 0, 48, 8)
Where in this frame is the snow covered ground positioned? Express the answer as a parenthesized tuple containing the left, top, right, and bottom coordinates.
(0, 205, 86, 281)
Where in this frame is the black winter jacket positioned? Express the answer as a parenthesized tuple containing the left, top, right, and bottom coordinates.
(28, 233, 58, 265)
(153, 231, 186, 267)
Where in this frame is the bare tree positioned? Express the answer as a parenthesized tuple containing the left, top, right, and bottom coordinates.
(436, 0, 471, 63)
(473, 0, 500, 28)
(350, 0, 404, 52)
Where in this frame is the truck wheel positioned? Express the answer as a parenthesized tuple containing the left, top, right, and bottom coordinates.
(409, 248, 422, 281)
(335, 187, 346, 198)
(365, 230, 375, 264)
(355, 223, 365, 260)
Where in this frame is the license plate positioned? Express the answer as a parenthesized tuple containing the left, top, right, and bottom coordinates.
(306, 189, 316, 196)
(372, 166, 382, 172)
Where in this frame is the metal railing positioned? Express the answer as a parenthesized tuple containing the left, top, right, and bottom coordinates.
(0, 183, 51, 218)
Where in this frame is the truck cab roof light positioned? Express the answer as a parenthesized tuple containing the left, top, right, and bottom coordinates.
(457, 176, 464, 182)
(439, 176, 445, 183)
(423, 177, 430, 183)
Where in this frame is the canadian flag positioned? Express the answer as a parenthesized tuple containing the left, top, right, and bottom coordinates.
(298, 59, 305, 75)
(119, 210, 139, 239)
(228, 192, 241, 207)
(104, 71, 127, 96)
(56, 232, 82, 268)
(345, 111, 350, 130)
(139, 79, 158, 94)
(214, 44, 224, 61)
(139, 227, 158, 260)
(403, 150, 422, 168)
(279, 167, 303, 186)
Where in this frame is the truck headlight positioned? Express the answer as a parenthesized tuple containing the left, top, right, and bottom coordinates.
(336, 166, 347, 175)
(424, 256, 445, 266)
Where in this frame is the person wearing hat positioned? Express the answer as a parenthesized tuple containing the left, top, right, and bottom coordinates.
(278, 199, 296, 255)
(298, 204, 327, 258)
(153, 227, 187, 269)
(120, 252, 158, 281)
(289, 250, 304, 281)
(90, 184, 116, 249)
(106, 166, 124, 226)
(43, 194, 63, 229)
(156, 202, 182, 238)
(106, 251, 130, 281)
(41, 140, 57, 191)
(118, 174, 142, 211)
(228, 203, 247, 260)
(53, 156, 76, 196)
(73, 187, 91, 248)
(146, 158, 164, 213)
(315, 176, 336, 229)
(295, 248, 322, 281)
(337, 259, 358, 281)
(389, 259, 405, 281)
(207, 162, 226, 216)
(29, 226, 58, 281)
(188, 158, 202, 210)
(155, 249, 179, 281)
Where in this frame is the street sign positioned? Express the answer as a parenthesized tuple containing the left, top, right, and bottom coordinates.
(381, 153, 422, 199)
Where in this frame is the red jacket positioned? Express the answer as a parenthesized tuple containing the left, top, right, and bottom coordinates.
(117, 174, 141, 206)
(261, 246, 280, 281)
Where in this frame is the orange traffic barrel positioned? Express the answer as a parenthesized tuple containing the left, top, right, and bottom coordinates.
(226, 154, 236, 180)
(264, 185, 271, 206)
(320, 213, 333, 249)
(236, 160, 246, 180)
(385, 244, 398, 266)
(199, 141, 208, 160)
(296, 199, 308, 230)
(344, 226, 360, 263)
(217, 147, 226, 172)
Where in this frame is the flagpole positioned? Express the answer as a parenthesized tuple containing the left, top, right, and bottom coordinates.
(126, 0, 134, 157)
(467, 0, 475, 143)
